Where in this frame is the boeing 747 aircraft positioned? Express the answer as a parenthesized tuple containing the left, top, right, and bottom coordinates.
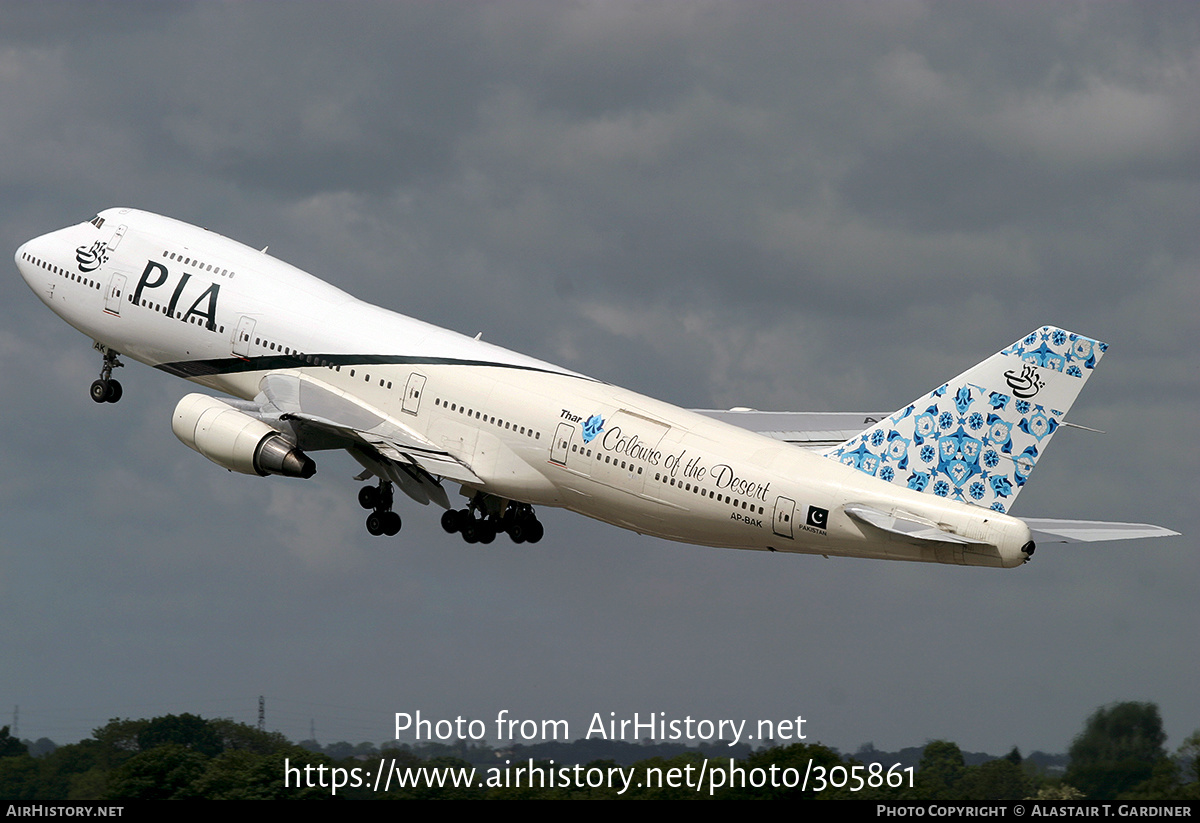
(15, 208, 1177, 567)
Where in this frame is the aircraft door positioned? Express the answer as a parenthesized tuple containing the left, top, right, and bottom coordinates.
(773, 496, 796, 539)
(550, 422, 574, 466)
(104, 272, 127, 316)
(402, 373, 426, 415)
(232, 316, 256, 358)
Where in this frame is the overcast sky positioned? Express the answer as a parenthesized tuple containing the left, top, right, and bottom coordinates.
(0, 2, 1195, 758)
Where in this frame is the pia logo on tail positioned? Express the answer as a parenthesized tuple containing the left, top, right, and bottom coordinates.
(1003, 363, 1044, 399)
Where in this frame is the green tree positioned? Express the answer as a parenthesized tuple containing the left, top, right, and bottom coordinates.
(0, 753, 41, 801)
(136, 713, 223, 757)
(91, 718, 149, 762)
(958, 758, 1033, 801)
(103, 744, 209, 800)
(208, 718, 290, 755)
(0, 725, 28, 758)
(1064, 702, 1168, 800)
(1176, 729, 1200, 787)
(191, 749, 300, 800)
(1034, 782, 1085, 800)
(917, 740, 966, 800)
(25, 740, 105, 800)
(1119, 758, 1186, 800)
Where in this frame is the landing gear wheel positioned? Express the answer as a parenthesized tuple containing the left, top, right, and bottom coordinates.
(358, 486, 379, 510)
(502, 504, 543, 544)
(477, 521, 497, 544)
(458, 509, 475, 532)
(441, 509, 461, 534)
(92, 348, 125, 403)
(524, 519, 544, 544)
(361, 482, 401, 537)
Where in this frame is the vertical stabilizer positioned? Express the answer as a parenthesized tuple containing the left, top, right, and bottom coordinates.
(823, 326, 1106, 514)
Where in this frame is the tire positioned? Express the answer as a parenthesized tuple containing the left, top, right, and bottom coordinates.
(105, 380, 122, 403)
(441, 509, 460, 533)
(455, 509, 473, 532)
(383, 511, 402, 536)
(90, 380, 109, 403)
(358, 486, 379, 510)
(366, 512, 385, 536)
(525, 519, 544, 544)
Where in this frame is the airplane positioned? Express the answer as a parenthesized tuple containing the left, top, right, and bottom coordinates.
(15, 208, 1178, 568)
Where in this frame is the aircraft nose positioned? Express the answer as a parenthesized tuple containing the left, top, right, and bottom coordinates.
(15, 239, 34, 282)
(15, 233, 53, 295)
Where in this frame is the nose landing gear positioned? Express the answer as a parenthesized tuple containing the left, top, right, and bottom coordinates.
(90, 348, 124, 403)
(359, 481, 401, 536)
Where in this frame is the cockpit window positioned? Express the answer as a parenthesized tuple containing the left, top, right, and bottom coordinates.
(89, 215, 105, 229)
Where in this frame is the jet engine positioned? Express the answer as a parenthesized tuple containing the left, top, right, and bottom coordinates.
(172, 393, 316, 478)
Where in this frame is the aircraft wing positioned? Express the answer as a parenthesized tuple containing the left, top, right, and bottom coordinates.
(1022, 519, 1181, 543)
(692, 410, 889, 450)
(248, 373, 482, 506)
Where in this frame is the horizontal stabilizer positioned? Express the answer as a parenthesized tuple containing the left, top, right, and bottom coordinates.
(1022, 518, 1181, 543)
(844, 503, 990, 546)
(693, 410, 890, 450)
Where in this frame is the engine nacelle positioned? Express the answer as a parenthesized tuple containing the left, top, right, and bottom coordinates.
(172, 393, 316, 478)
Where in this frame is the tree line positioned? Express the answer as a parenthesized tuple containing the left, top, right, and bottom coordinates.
(0, 702, 1195, 800)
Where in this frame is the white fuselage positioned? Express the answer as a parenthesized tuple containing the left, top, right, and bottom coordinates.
(16, 208, 1032, 567)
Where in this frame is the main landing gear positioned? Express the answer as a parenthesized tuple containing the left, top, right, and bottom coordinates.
(354, 482, 542, 544)
(358, 480, 402, 537)
(90, 348, 124, 404)
(440, 498, 544, 545)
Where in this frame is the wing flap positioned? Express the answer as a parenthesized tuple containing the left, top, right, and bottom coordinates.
(346, 446, 453, 509)
(256, 372, 484, 487)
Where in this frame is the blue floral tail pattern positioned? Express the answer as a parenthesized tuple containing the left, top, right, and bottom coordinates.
(822, 326, 1106, 514)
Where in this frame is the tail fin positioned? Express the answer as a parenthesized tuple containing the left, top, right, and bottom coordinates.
(822, 326, 1106, 513)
